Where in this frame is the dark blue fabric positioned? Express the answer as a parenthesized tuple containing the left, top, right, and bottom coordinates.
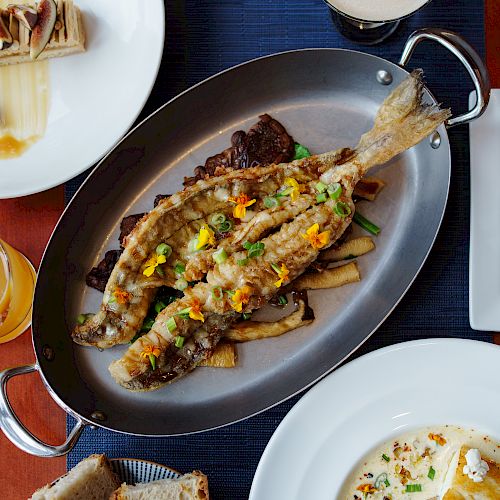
(66, 1, 491, 498)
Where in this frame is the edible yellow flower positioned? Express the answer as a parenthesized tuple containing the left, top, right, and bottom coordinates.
(140, 344, 162, 370)
(112, 287, 132, 304)
(231, 285, 252, 313)
(188, 298, 205, 322)
(196, 225, 216, 250)
(272, 263, 290, 288)
(143, 254, 167, 277)
(428, 433, 447, 446)
(300, 223, 330, 250)
(284, 177, 305, 201)
(228, 193, 256, 219)
(356, 484, 376, 494)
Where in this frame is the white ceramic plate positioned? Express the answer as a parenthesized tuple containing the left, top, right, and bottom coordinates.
(249, 338, 500, 499)
(469, 89, 500, 331)
(0, 0, 164, 199)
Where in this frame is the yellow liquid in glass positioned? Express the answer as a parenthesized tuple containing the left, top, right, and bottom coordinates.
(0, 239, 36, 343)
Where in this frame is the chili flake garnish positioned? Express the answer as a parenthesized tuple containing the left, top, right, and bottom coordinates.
(300, 223, 330, 249)
(140, 344, 161, 370)
(284, 177, 305, 201)
(143, 254, 167, 277)
(228, 193, 256, 219)
(356, 484, 376, 495)
(188, 298, 205, 322)
(428, 433, 447, 446)
(110, 287, 132, 304)
(196, 225, 216, 250)
(231, 285, 252, 313)
(272, 262, 290, 288)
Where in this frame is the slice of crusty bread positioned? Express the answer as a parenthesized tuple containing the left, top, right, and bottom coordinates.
(30, 454, 120, 500)
(109, 471, 209, 500)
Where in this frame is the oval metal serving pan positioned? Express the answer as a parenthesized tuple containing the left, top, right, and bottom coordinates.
(32, 48, 451, 435)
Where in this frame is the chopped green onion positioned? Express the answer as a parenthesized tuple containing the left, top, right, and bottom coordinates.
(238, 258, 249, 266)
(279, 187, 293, 197)
(212, 286, 224, 300)
(271, 263, 281, 274)
(384, 479, 390, 487)
(210, 213, 226, 226)
(225, 289, 235, 298)
(327, 182, 342, 201)
(174, 336, 185, 348)
(382, 453, 390, 462)
(405, 484, 422, 493)
(188, 237, 199, 253)
(242, 312, 252, 320)
(248, 243, 265, 259)
(333, 201, 351, 218)
(293, 143, 312, 160)
(353, 211, 381, 236)
(76, 313, 91, 325)
(374, 472, 389, 489)
(218, 219, 234, 233)
(243, 241, 253, 250)
(176, 307, 191, 319)
(174, 262, 186, 276)
(108, 295, 117, 303)
(428, 467, 436, 480)
(213, 248, 228, 264)
(155, 301, 167, 314)
(165, 317, 177, 333)
(264, 196, 279, 209)
(156, 243, 172, 257)
(316, 193, 327, 203)
(174, 278, 188, 291)
(278, 295, 288, 306)
(149, 353, 157, 370)
(316, 181, 327, 193)
(156, 266, 165, 277)
(141, 317, 155, 332)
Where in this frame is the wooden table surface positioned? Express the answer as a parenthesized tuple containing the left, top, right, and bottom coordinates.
(0, 3, 498, 498)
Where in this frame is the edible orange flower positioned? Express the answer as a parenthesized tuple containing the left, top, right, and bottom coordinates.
(300, 223, 330, 249)
(143, 254, 167, 277)
(228, 193, 256, 219)
(196, 225, 216, 250)
(356, 484, 376, 495)
(231, 285, 252, 313)
(188, 298, 205, 322)
(140, 344, 161, 370)
(272, 262, 290, 288)
(284, 177, 305, 201)
(428, 433, 447, 446)
(112, 287, 132, 304)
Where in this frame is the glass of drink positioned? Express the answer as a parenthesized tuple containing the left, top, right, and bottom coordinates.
(324, 0, 431, 45)
(0, 239, 36, 343)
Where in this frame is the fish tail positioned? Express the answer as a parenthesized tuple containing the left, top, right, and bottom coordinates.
(354, 69, 451, 176)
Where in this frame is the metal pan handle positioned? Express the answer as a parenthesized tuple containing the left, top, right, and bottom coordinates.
(399, 28, 490, 127)
(0, 364, 86, 457)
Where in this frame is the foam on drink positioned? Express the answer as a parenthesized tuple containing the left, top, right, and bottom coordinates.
(326, 0, 429, 22)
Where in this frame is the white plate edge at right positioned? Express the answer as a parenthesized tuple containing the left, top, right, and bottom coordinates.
(469, 89, 500, 330)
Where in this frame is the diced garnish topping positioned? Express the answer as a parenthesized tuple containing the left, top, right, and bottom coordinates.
(165, 317, 177, 333)
(374, 473, 389, 489)
(174, 336, 185, 348)
(353, 211, 381, 236)
(242, 312, 252, 320)
(264, 196, 279, 209)
(213, 248, 228, 264)
(428, 466, 436, 480)
(76, 313, 92, 325)
(333, 201, 351, 218)
(175, 299, 204, 322)
(231, 285, 252, 313)
(174, 262, 186, 276)
(405, 484, 422, 493)
(218, 219, 234, 233)
(301, 223, 330, 249)
(237, 258, 249, 266)
(272, 262, 290, 288)
(247, 241, 265, 259)
(155, 301, 167, 313)
(211, 213, 234, 233)
(327, 182, 342, 201)
(316, 193, 327, 203)
(284, 177, 304, 202)
(156, 243, 172, 258)
(293, 143, 311, 160)
(174, 278, 188, 291)
(315, 181, 327, 193)
(228, 193, 256, 219)
(428, 433, 447, 446)
(278, 295, 288, 305)
(210, 212, 226, 226)
(140, 344, 161, 370)
(382, 453, 390, 462)
(211, 286, 224, 300)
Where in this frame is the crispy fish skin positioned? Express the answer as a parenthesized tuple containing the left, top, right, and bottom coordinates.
(108, 71, 451, 391)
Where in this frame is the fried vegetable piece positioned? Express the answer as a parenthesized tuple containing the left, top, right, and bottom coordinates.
(225, 297, 313, 342)
(198, 341, 237, 368)
(319, 237, 375, 262)
(292, 262, 360, 291)
(353, 176, 385, 201)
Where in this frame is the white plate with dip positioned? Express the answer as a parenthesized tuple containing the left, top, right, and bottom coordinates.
(249, 338, 500, 499)
(0, 0, 164, 198)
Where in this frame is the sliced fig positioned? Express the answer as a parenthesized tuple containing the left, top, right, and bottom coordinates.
(7, 5, 38, 31)
(0, 14, 13, 50)
(30, 0, 56, 60)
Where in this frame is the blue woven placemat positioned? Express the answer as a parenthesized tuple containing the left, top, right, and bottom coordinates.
(66, 1, 491, 498)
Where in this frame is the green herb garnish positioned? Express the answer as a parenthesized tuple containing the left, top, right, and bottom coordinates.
(327, 182, 342, 201)
(293, 143, 311, 160)
(428, 467, 436, 480)
(353, 211, 381, 236)
(174, 336, 185, 348)
(213, 248, 228, 264)
(264, 196, 279, 209)
(174, 262, 185, 276)
(278, 295, 288, 306)
(242, 312, 252, 320)
(333, 201, 351, 218)
(405, 484, 422, 493)
(212, 286, 224, 300)
(382, 453, 390, 462)
(165, 317, 177, 333)
(316, 193, 327, 203)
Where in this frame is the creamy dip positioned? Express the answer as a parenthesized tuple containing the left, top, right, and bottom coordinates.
(338, 425, 499, 499)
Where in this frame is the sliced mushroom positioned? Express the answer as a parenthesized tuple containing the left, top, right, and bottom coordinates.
(30, 0, 56, 60)
(0, 14, 13, 50)
(7, 4, 38, 31)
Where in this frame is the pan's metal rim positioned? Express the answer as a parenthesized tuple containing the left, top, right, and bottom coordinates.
(32, 47, 451, 437)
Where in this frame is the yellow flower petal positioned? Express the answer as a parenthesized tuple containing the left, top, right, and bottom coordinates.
(189, 308, 205, 322)
(143, 266, 156, 277)
(233, 205, 246, 219)
(307, 223, 319, 236)
(157, 254, 167, 265)
(244, 199, 257, 208)
(274, 278, 283, 288)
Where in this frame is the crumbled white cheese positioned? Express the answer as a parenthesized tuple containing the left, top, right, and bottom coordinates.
(463, 448, 489, 482)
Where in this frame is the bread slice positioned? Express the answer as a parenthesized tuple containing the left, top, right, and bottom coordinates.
(0, 0, 85, 66)
(30, 454, 120, 500)
(110, 471, 209, 500)
(442, 446, 500, 499)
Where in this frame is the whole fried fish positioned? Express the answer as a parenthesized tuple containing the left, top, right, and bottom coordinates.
(103, 70, 450, 391)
